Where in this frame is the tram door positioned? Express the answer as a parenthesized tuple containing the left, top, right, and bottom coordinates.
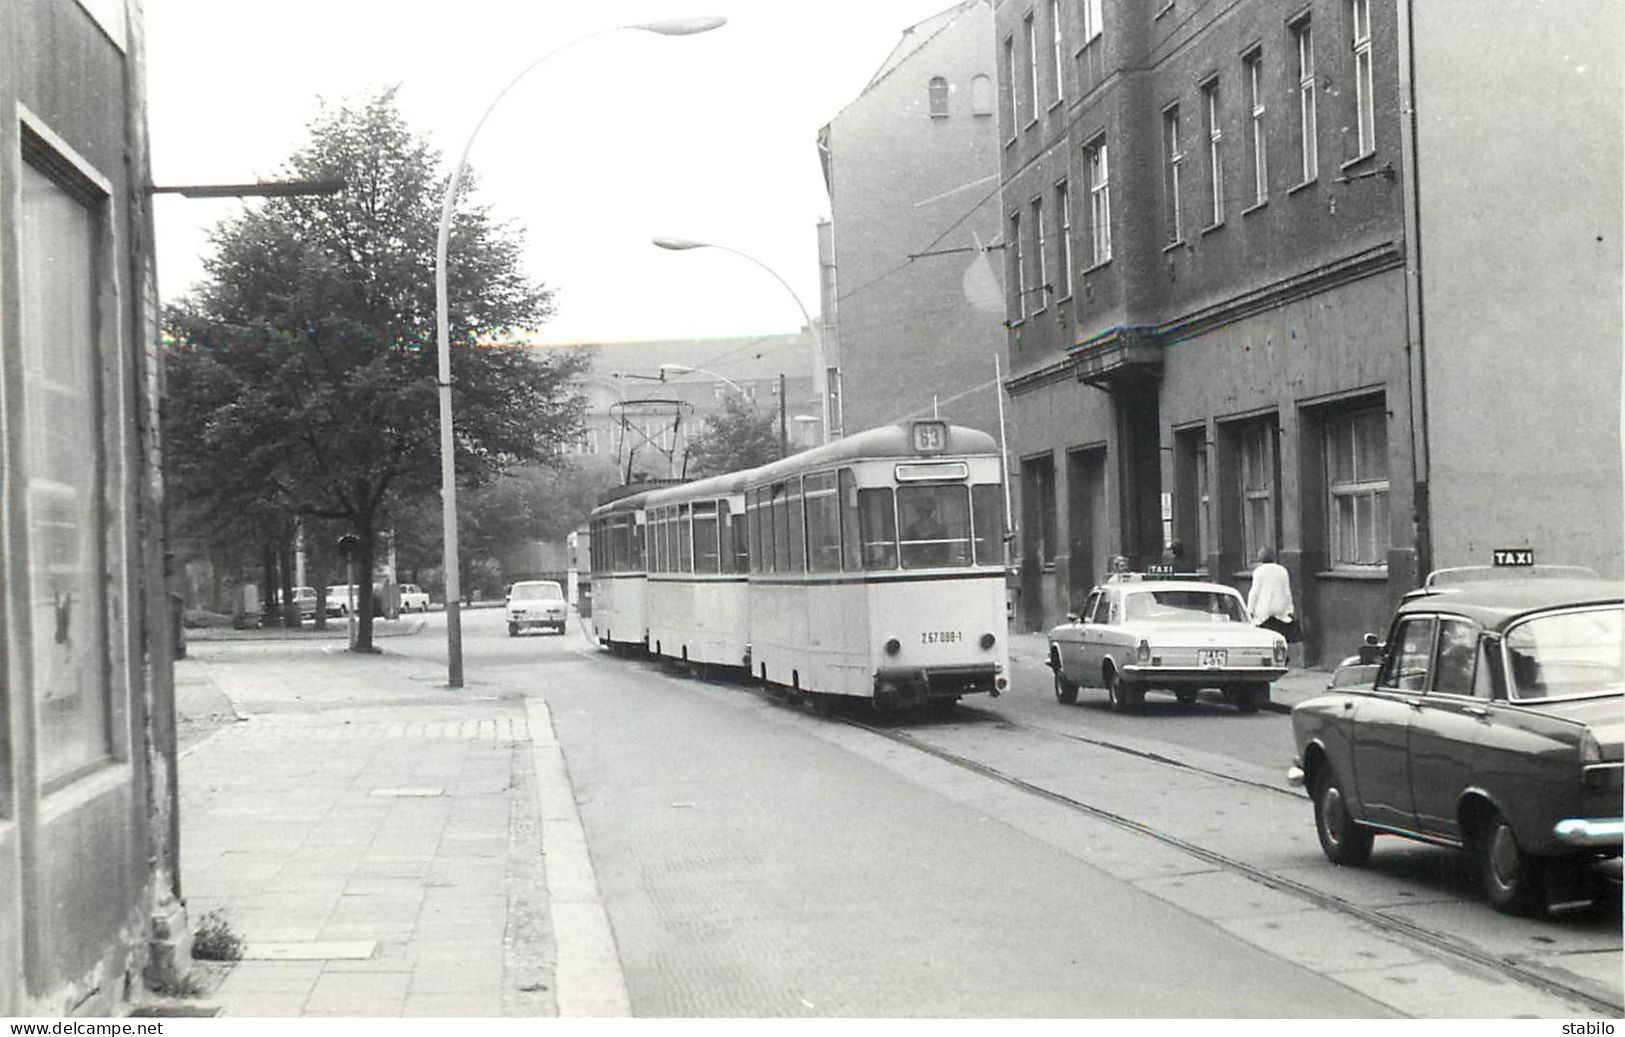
(1067, 446, 1106, 614)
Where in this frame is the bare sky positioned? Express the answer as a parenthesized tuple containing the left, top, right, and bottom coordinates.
(145, 0, 971, 346)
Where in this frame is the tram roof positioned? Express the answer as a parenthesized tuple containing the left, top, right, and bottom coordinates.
(743, 422, 998, 487)
(644, 468, 753, 506)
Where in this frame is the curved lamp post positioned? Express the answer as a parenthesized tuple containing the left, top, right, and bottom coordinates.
(651, 236, 828, 445)
(658, 362, 749, 398)
(435, 16, 726, 688)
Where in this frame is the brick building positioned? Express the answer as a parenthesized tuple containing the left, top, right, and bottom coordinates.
(2, 0, 187, 1013)
(994, 0, 1621, 662)
(818, 0, 1008, 442)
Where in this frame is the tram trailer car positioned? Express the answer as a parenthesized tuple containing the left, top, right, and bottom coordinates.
(587, 489, 653, 654)
(743, 421, 1009, 713)
(644, 470, 752, 669)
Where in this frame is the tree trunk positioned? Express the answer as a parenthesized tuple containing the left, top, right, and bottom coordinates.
(353, 521, 377, 652)
(261, 541, 278, 626)
(278, 531, 299, 628)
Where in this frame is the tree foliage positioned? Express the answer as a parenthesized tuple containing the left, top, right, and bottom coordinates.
(684, 394, 782, 478)
(163, 90, 583, 649)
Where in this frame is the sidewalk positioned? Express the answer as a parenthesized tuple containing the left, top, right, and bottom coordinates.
(174, 644, 556, 1017)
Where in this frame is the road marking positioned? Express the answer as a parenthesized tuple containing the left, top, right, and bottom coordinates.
(525, 695, 631, 1017)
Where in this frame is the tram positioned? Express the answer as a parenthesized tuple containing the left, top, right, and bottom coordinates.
(587, 420, 1010, 713)
(643, 469, 752, 669)
(586, 486, 653, 654)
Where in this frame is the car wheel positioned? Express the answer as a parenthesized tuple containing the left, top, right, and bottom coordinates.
(1476, 807, 1546, 915)
(1235, 682, 1269, 714)
(1052, 654, 1079, 705)
(1105, 666, 1143, 713)
(1312, 768, 1374, 866)
(507, 622, 519, 638)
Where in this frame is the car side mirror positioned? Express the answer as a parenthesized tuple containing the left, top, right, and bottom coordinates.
(1356, 632, 1385, 666)
(1066, 612, 1080, 624)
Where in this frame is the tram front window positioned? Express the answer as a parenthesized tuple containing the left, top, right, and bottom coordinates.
(897, 485, 972, 569)
(857, 487, 898, 570)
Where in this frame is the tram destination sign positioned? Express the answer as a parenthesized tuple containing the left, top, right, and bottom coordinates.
(1492, 548, 1536, 567)
(911, 420, 948, 454)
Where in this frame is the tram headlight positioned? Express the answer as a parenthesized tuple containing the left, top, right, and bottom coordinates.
(980, 632, 996, 650)
(885, 638, 901, 656)
(1136, 639, 1151, 663)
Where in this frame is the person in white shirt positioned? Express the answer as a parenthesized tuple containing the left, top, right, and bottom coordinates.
(1247, 546, 1297, 663)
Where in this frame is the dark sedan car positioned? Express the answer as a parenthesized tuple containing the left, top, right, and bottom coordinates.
(1287, 574, 1623, 914)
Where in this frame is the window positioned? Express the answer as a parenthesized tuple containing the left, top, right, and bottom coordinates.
(1009, 211, 1026, 320)
(1238, 420, 1276, 564)
(1023, 12, 1040, 124)
(898, 485, 973, 569)
(747, 490, 763, 573)
(1245, 50, 1268, 205)
(928, 76, 950, 118)
(1202, 79, 1224, 226)
(858, 487, 898, 570)
(1294, 18, 1318, 183)
(1003, 35, 1018, 135)
(1083, 138, 1110, 264)
(1054, 179, 1074, 294)
(1350, 0, 1375, 156)
(839, 469, 863, 570)
(1433, 618, 1479, 697)
(1022, 454, 1058, 566)
(19, 143, 113, 784)
(1326, 406, 1390, 568)
(1176, 427, 1212, 563)
(804, 472, 841, 573)
(1081, 0, 1103, 41)
(1049, 0, 1065, 104)
(971, 74, 995, 116)
(692, 500, 720, 574)
(786, 478, 806, 572)
(678, 502, 693, 572)
(972, 484, 1006, 566)
(1030, 197, 1048, 309)
(771, 483, 790, 572)
(1379, 616, 1436, 692)
(727, 502, 749, 573)
(1162, 106, 1184, 242)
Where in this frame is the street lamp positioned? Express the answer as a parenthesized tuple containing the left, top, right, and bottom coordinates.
(658, 362, 748, 398)
(435, 16, 726, 688)
(651, 236, 829, 446)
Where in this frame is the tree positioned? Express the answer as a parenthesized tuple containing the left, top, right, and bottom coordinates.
(163, 90, 584, 651)
(684, 393, 782, 478)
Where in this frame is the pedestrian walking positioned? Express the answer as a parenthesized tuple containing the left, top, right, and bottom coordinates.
(1247, 546, 1299, 662)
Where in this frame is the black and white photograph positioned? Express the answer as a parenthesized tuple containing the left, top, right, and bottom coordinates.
(1, 0, 1620, 1024)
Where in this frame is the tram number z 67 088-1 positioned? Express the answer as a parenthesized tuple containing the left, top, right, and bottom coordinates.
(921, 630, 962, 645)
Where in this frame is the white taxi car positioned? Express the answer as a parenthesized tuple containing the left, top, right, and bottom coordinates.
(1047, 573, 1288, 713)
(507, 580, 568, 637)
(398, 583, 431, 612)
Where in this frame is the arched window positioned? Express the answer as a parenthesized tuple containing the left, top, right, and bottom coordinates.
(928, 76, 949, 118)
(970, 74, 994, 116)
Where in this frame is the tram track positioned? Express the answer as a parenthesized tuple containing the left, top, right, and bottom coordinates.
(840, 709, 1625, 1017)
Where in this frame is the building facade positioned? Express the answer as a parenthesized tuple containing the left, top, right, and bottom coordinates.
(818, 0, 1008, 442)
(994, 0, 1622, 661)
(2, 0, 186, 1014)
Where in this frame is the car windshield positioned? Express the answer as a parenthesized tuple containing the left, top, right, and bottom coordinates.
(1504, 606, 1624, 700)
(1123, 589, 1249, 624)
(511, 583, 563, 601)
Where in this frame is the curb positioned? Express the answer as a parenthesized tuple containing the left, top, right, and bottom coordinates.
(185, 618, 428, 642)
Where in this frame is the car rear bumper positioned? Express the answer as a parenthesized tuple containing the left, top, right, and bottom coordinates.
(1553, 817, 1625, 847)
(1121, 665, 1288, 684)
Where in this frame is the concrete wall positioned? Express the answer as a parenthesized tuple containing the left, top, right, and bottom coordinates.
(825, 1, 1006, 438)
(1411, 1, 1624, 576)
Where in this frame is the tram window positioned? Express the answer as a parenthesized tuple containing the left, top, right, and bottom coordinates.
(786, 478, 806, 573)
(840, 469, 862, 571)
(772, 483, 792, 572)
(747, 490, 763, 573)
(716, 501, 732, 574)
(731, 510, 749, 572)
(971, 484, 1005, 566)
(898, 485, 972, 569)
(805, 472, 841, 573)
(662, 507, 675, 573)
(679, 503, 694, 572)
(693, 501, 721, 574)
(858, 487, 899, 570)
(649, 509, 661, 573)
(610, 517, 627, 572)
(762, 488, 778, 573)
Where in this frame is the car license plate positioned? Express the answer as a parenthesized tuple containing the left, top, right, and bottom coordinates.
(1198, 649, 1227, 668)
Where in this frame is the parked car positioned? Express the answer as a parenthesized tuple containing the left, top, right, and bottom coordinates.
(399, 583, 430, 612)
(1047, 573, 1288, 713)
(291, 586, 320, 621)
(506, 580, 567, 637)
(1287, 571, 1623, 914)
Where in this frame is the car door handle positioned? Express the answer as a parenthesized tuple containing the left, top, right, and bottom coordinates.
(1463, 705, 1490, 719)
(1405, 699, 1424, 711)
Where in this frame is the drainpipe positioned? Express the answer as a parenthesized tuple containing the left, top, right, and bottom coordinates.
(1395, 0, 1433, 581)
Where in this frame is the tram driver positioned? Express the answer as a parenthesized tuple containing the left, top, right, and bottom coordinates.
(900, 493, 952, 568)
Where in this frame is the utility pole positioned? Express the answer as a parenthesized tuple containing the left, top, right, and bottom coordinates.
(779, 373, 789, 458)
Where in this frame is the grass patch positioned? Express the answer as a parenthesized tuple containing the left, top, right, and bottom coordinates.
(191, 909, 245, 961)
